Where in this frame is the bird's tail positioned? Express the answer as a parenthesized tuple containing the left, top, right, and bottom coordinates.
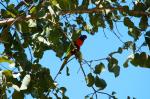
(54, 52, 72, 81)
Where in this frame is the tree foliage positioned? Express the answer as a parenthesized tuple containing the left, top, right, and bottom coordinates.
(0, 0, 149, 98)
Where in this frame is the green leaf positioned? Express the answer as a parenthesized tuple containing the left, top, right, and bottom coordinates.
(134, 2, 147, 12)
(66, 66, 70, 76)
(51, 0, 58, 6)
(112, 65, 120, 77)
(112, 91, 117, 95)
(105, 13, 113, 30)
(111, 0, 117, 2)
(1, 9, 10, 18)
(94, 63, 105, 74)
(3, 70, 12, 77)
(144, 56, 150, 68)
(37, 8, 46, 18)
(124, 17, 134, 28)
(122, 0, 125, 2)
(30, 6, 37, 14)
(108, 57, 120, 77)
(130, 52, 148, 67)
(12, 91, 24, 99)
(0, 57, 14, 64)
(15, 21, 29, 33)
(139, 16, 148, 30)
(62, 95, 69, 99)
(86, 73, 94, 87)
(145, 31, 150, 50)
(76, 51, 82, 63)
(130, 53, 140, 66)
(127, 96, 130, 99)
(118, 47, 123, 54)
(139, 52, 148, 67)
(60, 87, 67, 94)
(123, 59, 129, 68)
(81, 0, 89, 9)
(94, 76, 107, 90)
(128, 27, 141, 40)
(4, 0, 10, 3)
(76, 15, 84, 24)
(123, 6, 129, 13)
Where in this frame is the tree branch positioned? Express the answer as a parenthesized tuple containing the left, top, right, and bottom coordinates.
(61, 7, 150, 15)
(0, 15, 33, 25)
(0, 7, 149, 25)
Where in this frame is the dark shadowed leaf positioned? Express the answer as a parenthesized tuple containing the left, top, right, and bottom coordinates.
(94, 62, 105, 74)
(60, 87, 67, 94)
(66, 66, 70, 76)
(86, 73, 94, 87)
(130, 53, 140, 66)
(123, 59, 129, 68)
(139, 16, 148, 30)
(124, 17, 134, 28)
(94, 76, 107, 90)
(112, 65, 120, 77)
(12, 91, 24, 99)
(108, 57, 120, 77)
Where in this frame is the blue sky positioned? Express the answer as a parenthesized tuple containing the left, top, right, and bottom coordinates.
(1, 0, 150, 99)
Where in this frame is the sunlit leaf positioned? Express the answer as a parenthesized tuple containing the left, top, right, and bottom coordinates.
(0, 57, 14, 64)
(12, 72, 21, 78)
(12, 84, 20, 92)
(3, 70, 12, 77)
(48, 6, 55, 16)
(20, 74, 31, 90)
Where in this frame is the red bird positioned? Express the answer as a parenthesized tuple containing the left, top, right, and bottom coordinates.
(54, 35, 87, 80)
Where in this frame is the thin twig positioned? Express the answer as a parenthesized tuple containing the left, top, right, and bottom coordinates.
(86, 88, 115, 99)
(78, 61, 87, 83)
(82, 59, 94, 71)
(103, 29, 108, 39)
(114, 22, 123, 37)
(111, 29, 124, 43)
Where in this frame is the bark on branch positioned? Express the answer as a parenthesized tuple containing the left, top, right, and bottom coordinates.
(0, 7, 149, 25)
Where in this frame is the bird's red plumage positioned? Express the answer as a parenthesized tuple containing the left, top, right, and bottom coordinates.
(75, 38, 83, 48)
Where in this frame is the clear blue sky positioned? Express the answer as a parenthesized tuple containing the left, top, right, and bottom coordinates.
(0, 1, 150, 99)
